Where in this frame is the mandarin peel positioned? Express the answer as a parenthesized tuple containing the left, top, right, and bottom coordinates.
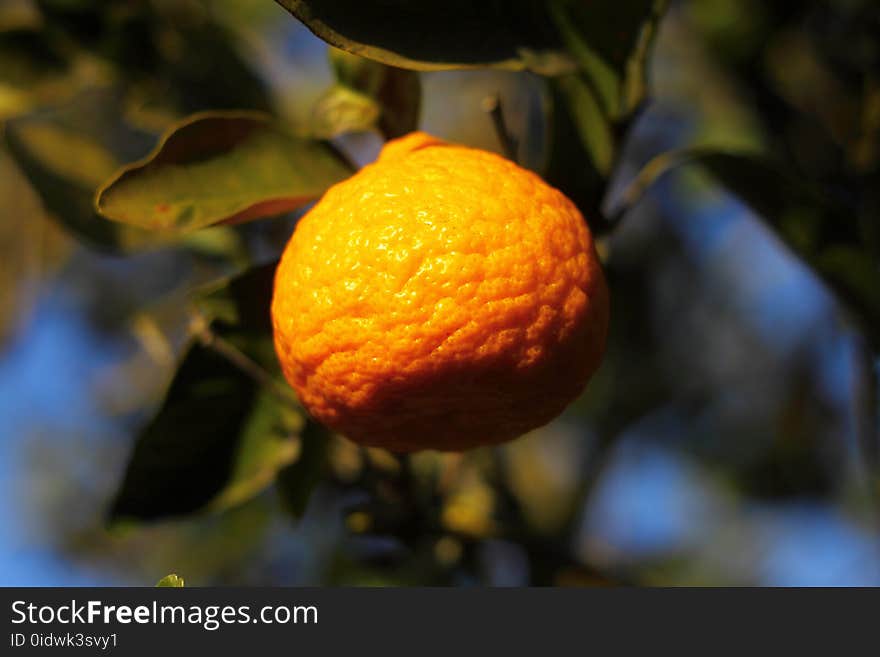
(271, 132, 608, 452)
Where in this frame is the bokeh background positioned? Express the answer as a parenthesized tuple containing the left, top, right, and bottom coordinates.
(1, 0, 879, 586)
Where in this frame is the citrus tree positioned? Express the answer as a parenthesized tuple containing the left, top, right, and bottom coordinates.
(2, 0, 877, 584)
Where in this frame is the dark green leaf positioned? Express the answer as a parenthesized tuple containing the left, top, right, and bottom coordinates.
(0, 28, 69, 116)
(156, 574, 185, 587)
(621, 0, 667, 117)
(109, 339, 300, 522)
(110, 260, 308, 522)
(275, 0, 574, 74)
(206, 388, 303, 513)
(547, 0, 666, 118)
(542, 76, 611, 228)
(276, 419, 330, 519)
(196, 260, 279, 337)
(540, 2, 667, 224)
(110, 341, 261, 521)
(0, 148, 70, 347)
(95, 112, 354, 233)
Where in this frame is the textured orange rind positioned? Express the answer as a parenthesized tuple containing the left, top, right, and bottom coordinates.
(272, 132, 608, 451)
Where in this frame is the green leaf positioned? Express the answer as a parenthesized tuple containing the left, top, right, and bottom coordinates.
(275, 0, 575, 74)
(542, 75, 612, 228)
(110, 262, 306, 522)
(540, 2, 667, 224)
(109, 337, 302, 522)
(621, 0, 668, 118)
(109, 341, 266, 522)
(156, 574, 185, 587)
(322, 48, 421, 139)
(3, 88, 165, 251)
(617, 148, 879, 342)
(195, 261, 279, 337)
(547, 0, 666, 119)
(276, 419, 330, 519)
(207, 390, 303, 512)
(550, 74, 616, 176)
(95, 111, 354, 233)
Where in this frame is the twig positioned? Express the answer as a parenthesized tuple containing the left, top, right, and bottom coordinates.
(191, 313, 298, 408)
(482, 93, 519, 161)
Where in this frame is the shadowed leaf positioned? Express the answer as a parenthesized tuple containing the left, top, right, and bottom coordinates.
(542, 75, 612, 228)
(95, 112, 354, 233)
(109, 339, 301, 522)
(110, 341, 258, 521)
(207, 390, 303, 512)
(275, 0, 574, 74)
(110, 262, 305, 522)
(0, 148, 70, 348)
(195, 260, 279, 337)
(548, 0, 665, 118)
(276, 419, 330, 519)
(29, 0, 273, 116)
(540, 2, 667, 224)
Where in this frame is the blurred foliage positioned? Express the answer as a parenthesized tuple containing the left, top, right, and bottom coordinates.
(1, 0, 879, 586)
(4, 88, 161, 250)
(613, 148, 880, 345)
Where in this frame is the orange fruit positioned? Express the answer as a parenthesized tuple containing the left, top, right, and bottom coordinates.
(272, 132, 608, 452)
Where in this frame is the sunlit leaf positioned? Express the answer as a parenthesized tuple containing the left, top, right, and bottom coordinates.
(324, 48, 421, 139)
(156, 574, 185, 587)
(311, 84, 380, 138)
(95, 112, 354, 233)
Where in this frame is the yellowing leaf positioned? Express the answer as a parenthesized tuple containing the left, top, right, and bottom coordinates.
(156, 574, 185, 587)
